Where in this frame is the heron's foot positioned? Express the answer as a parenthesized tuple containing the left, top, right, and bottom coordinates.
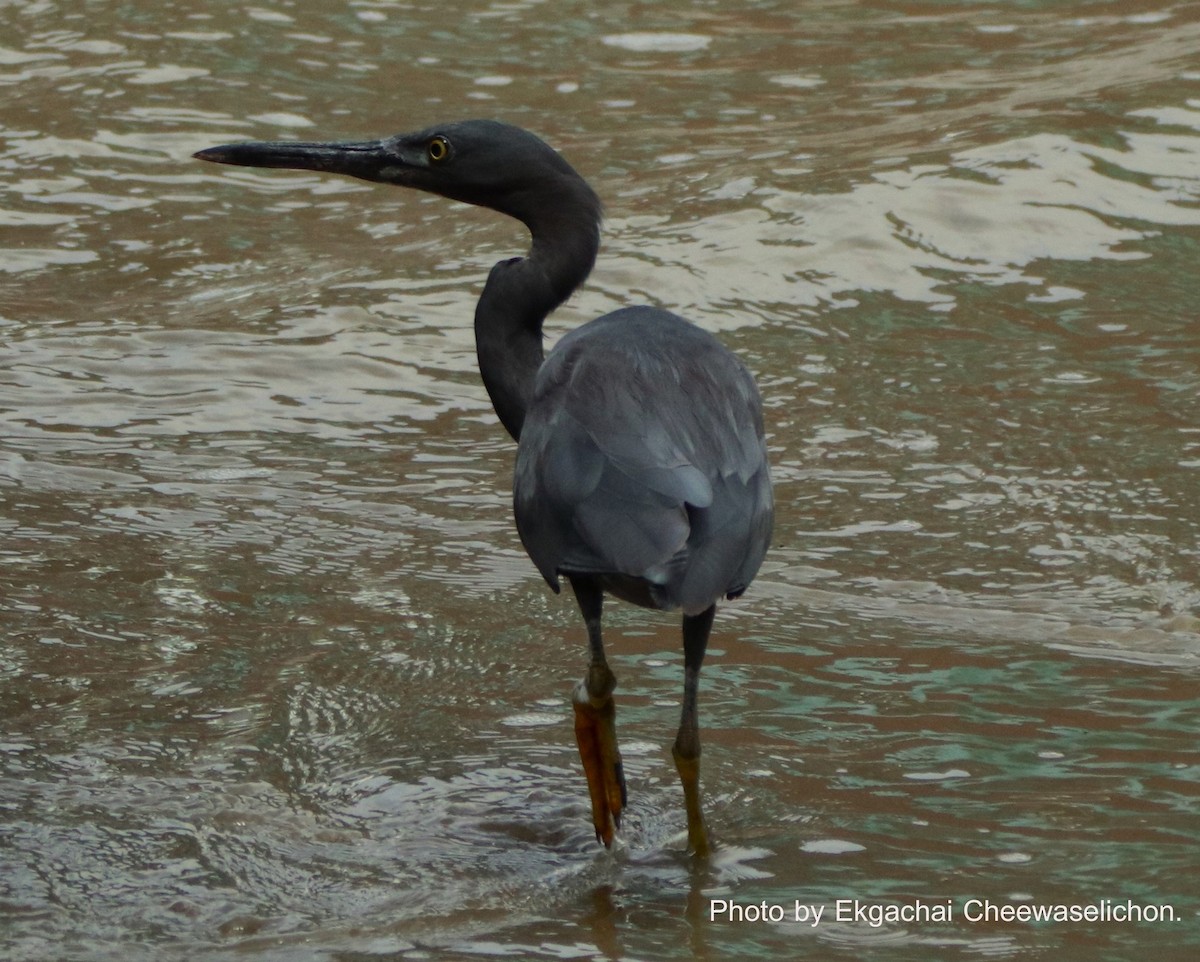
(672, 742, 710, 858)
(573, 665, 626, 848)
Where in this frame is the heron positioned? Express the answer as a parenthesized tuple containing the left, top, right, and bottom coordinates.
(194, 120, 773, 856)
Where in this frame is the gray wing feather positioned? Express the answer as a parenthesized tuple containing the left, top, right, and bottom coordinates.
(514, 306, 772, 614)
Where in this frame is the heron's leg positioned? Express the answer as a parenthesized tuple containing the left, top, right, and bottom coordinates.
(673, 604, 715, 857)
(570, 576, 626, 847)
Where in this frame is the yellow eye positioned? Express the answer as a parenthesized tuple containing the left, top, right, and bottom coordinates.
(428, 136, 450, 163)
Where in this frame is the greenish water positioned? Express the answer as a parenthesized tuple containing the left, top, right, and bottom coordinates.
(2, 1, 1198, 959)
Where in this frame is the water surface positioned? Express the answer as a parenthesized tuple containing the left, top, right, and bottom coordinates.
(2, 1, 1199, 959)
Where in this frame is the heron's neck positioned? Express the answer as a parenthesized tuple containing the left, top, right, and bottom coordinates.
(474, 202, 600, 441)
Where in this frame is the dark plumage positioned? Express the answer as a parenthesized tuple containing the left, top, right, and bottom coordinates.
(195, 119, 773, 855)
(516, 307, 771, 615)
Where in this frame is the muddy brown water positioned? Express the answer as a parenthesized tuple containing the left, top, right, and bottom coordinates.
(2, 2, 1199, 959)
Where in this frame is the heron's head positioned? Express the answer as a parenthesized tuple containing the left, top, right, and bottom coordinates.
(194, 119, 600, 231)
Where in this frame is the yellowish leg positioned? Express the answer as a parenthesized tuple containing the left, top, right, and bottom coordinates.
(673, 743, 709, 858)
(675, 604, 716, 857)
(573, 662, 625, 847)
(569, 578, 626, 848)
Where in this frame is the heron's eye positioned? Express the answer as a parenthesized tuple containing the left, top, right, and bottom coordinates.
(427, 136, 451, 163)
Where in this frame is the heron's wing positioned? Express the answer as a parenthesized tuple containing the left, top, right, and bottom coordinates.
(513, 307, 772, 613)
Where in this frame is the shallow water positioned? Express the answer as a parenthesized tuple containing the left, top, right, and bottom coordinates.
(2, 1, 1199, 959)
